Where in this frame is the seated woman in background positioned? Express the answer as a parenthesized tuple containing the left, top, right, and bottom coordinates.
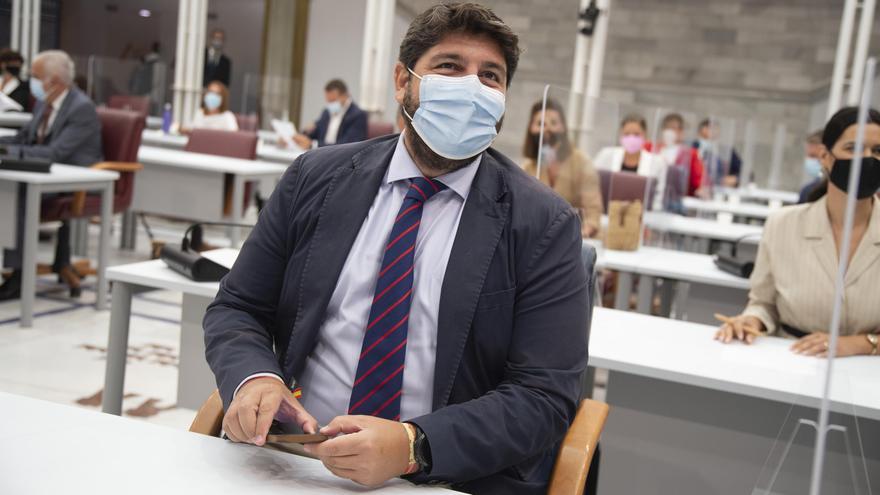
(593, 114, 666, 211)
(186, 80, 238, 132)
(522, 99, 603, 238)
(716, 107, 880, 357)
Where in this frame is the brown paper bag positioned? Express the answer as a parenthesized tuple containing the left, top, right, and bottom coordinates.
(605, 200, 642, 251)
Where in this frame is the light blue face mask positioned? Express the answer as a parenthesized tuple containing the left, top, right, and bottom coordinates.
(30, 77, 46, 101)
(403, 68, 505, 160)
(803, 157, 823, 178)
(203, 91, 222, 111)
(326, 100, 342, 114)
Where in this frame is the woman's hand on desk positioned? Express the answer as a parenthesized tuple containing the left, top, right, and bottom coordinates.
(714, 315, 764, 344)
(223, 377, 318, 446)
(791, 332, 874, 358)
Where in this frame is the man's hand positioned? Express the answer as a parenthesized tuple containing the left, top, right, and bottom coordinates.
(304, 415, 411, 487)
(223, 377, 318, 446)
(292, 133, 312, 149)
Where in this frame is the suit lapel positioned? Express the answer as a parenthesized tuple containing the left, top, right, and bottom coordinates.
(802, 198, 838, 285)
(845, 199, 880, 286)
(283, 139, 396, 379)
(432, 153, 510, 408)
(42, 90, 75, 141)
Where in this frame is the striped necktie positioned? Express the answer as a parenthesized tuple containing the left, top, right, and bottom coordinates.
(347, 176, 446, 420)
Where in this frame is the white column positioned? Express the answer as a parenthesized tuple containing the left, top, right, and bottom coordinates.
(29, 0, 40, 63)
(19, 0, 30, 71)
(828, 0, 857, 118)
(359, 0, 394, 115)
(10, 0, 21, 52)
(846, 0, 876, 106)
(172, 0, 208, 127)
(577, 0, 611, 152)
(567, 0, 592, 132)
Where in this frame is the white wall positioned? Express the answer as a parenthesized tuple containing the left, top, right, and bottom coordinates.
(299, 0, 367, 126)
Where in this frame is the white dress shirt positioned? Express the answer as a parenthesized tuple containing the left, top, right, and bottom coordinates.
(1, 77, 19, 95)
(323, 99, 350, 145)
(44, 88, 70, 135)
(238, 133, 480, 426)
(190, 109, 239, 131)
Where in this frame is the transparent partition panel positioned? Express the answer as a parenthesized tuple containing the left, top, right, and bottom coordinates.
(698, 115, 740, 194)
(86, 55, 169, 116)
(240, 72, 302, 131)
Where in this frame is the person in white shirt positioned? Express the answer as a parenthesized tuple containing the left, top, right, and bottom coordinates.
(186, 80, 238, 132)
(593, 114, 667, 210)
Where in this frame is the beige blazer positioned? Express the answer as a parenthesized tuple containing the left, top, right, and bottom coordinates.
(593, 146, 667, 211)
(523, 149, 604, 236)
(743, 196, 880, 337)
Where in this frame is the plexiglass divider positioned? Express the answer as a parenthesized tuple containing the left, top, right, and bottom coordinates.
(84, 55, 169, 116)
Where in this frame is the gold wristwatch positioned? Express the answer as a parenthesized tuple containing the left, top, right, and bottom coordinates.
(866, 334, 879, 355)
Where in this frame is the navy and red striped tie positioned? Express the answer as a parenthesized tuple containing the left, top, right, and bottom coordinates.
(347, 176, 446, 420)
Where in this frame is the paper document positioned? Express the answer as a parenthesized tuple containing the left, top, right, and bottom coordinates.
(0, 92, 23, 112)
(271, 119, 298, 148)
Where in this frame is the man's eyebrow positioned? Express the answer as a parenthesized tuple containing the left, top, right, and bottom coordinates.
(428, 53, 465, 63)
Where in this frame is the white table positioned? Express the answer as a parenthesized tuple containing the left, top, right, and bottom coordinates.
(681, 196, 776, 222)
(140, 129, 303, 164)
(129, 146, 288, 247)
(103, 249, 236, 414)
(0, 392, 455, 494)
(0, 164, 118, 327)
(643, 211, 762, 253)
(716, 185, 799, 205)
(0, 111, 32, 128)
(589, 307, 880, 494)
(593, 243, 750, 324)
(145, 115, 162, 129)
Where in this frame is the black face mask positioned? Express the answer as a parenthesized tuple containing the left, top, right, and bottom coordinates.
(5, 65, 20, 77)
(829, 155, 880, 199)
(530, 131, 560, 148)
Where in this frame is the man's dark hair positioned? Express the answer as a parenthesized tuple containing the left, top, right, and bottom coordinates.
(399, 3, 521, 87)
(662, 113, 685, 129)
(620, 113, 647, 132)
(325, 79, 348, 94)
(698, 118, 711, 130)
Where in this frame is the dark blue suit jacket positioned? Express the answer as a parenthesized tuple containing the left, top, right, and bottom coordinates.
(203, 136, 589, 494)
(306, 102, 368, 147)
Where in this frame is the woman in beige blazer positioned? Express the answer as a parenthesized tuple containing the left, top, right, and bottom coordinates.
(522, 98, 603, 238)
(716, 107, 880, 357)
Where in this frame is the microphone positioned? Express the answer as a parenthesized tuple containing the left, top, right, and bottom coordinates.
(160, 221, 254, 282)
(713, 233, 762, 279)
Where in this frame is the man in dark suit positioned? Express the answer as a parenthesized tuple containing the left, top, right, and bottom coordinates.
(293, 79, 368, 148)
(0, 49, 102, 299)
(203, 28, 231, 87)
(204, 4, 588, 494)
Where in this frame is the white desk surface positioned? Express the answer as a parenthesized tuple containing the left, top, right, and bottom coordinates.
(590, 307, 880, 421)
(0, 392, 455, 494)
(716, 186, 799, 204)
(145, 115, 162, 129)
(592, 242, 751, 290)
(643, 211, 763, 243)
(107, 248, 236, 298)
(682, 197, 774, 219)
(0, 163, 119, 184)
(141, 129, 303, 164)
(0, 111, 32, 127)
(138, 145, 288, 177)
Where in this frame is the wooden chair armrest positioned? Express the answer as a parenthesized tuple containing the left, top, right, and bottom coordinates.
(91, 161, 143, 173)
(71, 191, 87, 217)
(547, 399, 610, 495)
(189, 389, 224, 437)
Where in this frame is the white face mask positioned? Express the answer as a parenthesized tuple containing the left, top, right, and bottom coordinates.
(662, 128, 678, 147)
(403, 67, 505, 160)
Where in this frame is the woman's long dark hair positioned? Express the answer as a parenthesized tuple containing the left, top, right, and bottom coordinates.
(806, 106, 880, 201)
(523, 98, 573, 162)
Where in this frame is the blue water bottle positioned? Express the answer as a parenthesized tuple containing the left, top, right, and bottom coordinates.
(161, 103, 172, 133)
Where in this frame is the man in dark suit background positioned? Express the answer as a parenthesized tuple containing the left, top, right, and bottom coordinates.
(203, 28, 231, 87)
(204, 4, 588, 494)
(293, 79, 368, 148)
(0, 49, 102, 299)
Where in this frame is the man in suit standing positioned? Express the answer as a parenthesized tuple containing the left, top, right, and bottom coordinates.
(204, 4, 588, 494)
(293, 79, 368, 148)
(203, 28, 231, 87)
(0, 49, 102, 299)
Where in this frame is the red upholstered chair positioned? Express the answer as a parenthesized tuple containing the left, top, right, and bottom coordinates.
(37, 107, 145, 286)
(367, 121, 395, 139)
(234, 113, 259, 132)
(184, 129, 258, 216)
(107, 95, 150, 116)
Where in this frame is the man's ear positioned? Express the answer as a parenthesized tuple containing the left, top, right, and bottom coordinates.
(393, 62, 408, 105)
